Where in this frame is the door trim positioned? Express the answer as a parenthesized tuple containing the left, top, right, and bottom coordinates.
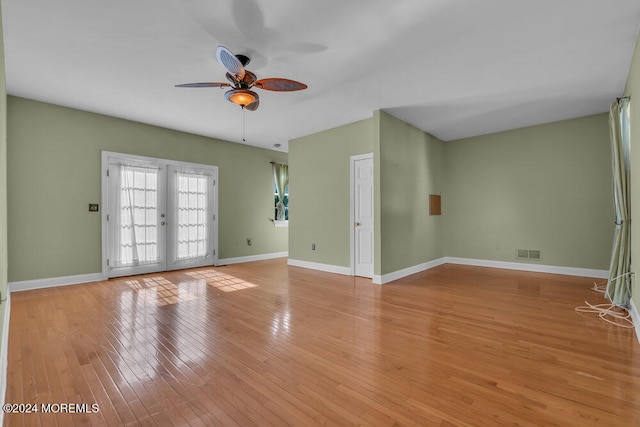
(101, 151, 219, 279)
(350, 152, 374, 277)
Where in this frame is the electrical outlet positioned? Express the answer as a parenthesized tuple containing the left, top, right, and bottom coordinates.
(311, 243, 316, 250)
(88, 204, 99, 212)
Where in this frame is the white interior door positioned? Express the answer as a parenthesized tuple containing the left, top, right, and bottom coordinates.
(104, 153, 217, 279)
(352, 154, 374, 278)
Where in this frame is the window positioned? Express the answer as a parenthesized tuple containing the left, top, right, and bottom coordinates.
(274, 183, 288, 221)
(272, 162, 289, 226)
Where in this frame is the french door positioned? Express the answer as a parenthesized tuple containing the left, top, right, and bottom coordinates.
(102, 152, 218, 278)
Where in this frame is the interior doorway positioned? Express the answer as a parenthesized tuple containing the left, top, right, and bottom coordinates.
(350, 153, 374, 278)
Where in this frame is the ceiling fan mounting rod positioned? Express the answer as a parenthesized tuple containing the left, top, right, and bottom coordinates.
(236, 54, 251, 67)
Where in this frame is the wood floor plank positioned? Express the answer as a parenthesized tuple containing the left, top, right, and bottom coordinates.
(4, 259, 640, 426)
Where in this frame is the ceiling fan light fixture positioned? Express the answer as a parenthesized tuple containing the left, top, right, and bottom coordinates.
(225, 89, 258, 107)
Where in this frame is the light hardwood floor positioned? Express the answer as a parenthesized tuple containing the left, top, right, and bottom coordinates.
(4, 259, 640, 426)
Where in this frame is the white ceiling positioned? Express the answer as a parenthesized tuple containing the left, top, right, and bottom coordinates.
(3, 0, 640, 152)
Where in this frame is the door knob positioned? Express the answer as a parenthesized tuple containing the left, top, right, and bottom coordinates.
(355, 222, 360, 226)
(161, 221, 166, 226)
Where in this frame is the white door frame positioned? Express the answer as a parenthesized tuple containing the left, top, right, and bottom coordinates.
(350, 152, 374, 277)
(101, 151, 219, 279)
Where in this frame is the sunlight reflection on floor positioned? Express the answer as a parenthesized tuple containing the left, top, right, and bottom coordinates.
(186, 269, 258, 292)
(125, 276, 198, 306)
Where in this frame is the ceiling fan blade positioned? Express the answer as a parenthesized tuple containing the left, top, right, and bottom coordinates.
(245, 98, 260, 111)
(254, 78, 308, 91)
(216, 46, 245, 80)
(175, 82, 231, 88)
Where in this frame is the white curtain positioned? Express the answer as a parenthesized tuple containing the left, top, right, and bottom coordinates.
(113, 164, 160, 267)
(272, 162, 289, 221)
(607, 97, 631, 307)
(176, 171, 209, 260)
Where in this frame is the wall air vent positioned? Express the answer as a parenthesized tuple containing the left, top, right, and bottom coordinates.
(528, 250, 542, 260)
(516, 249, 542, 261)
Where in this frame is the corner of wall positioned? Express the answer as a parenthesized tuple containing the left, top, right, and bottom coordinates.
(0, 0, 9, 418)
(373, 110, 382, 277)
(376, 111, 445, 275)
(625, 25, 640, 314)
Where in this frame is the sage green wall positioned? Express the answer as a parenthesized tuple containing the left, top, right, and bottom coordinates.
(0, 2, 8, 347)
(625, 29, 640, 310)
(291, 110, 609, 277)
(7, 96, 287, 282)
(443, 114, 613, 269)
(378, 111, 444, 275)
(288, 118, 373, 267)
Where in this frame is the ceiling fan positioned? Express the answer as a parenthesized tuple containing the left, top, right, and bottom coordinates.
(175, 46, 308, 111)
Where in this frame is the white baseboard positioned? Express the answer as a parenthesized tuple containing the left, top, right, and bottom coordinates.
(629, 298, 640, 345)
(217, 251, 288, 266)
(444, 257, 609, 279)
(286, 256, 608, 285)
(8, 253, 290, 291)
(9, 272, 105, 293)
(0, 291, 11, 426)
(369, 256, 608, 285)
(287, 259, 351, 276)
(373, 258, 447, 285)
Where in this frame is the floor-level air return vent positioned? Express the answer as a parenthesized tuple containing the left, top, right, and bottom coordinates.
(516, 249, 542, 261)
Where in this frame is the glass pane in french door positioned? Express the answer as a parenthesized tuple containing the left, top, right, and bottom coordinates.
(166, 167, 215, 270)
(107, 161, 167, 278)
(177, 172, 208, 259)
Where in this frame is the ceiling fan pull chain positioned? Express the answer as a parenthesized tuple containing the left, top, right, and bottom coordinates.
(242, 107, 246, 142)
